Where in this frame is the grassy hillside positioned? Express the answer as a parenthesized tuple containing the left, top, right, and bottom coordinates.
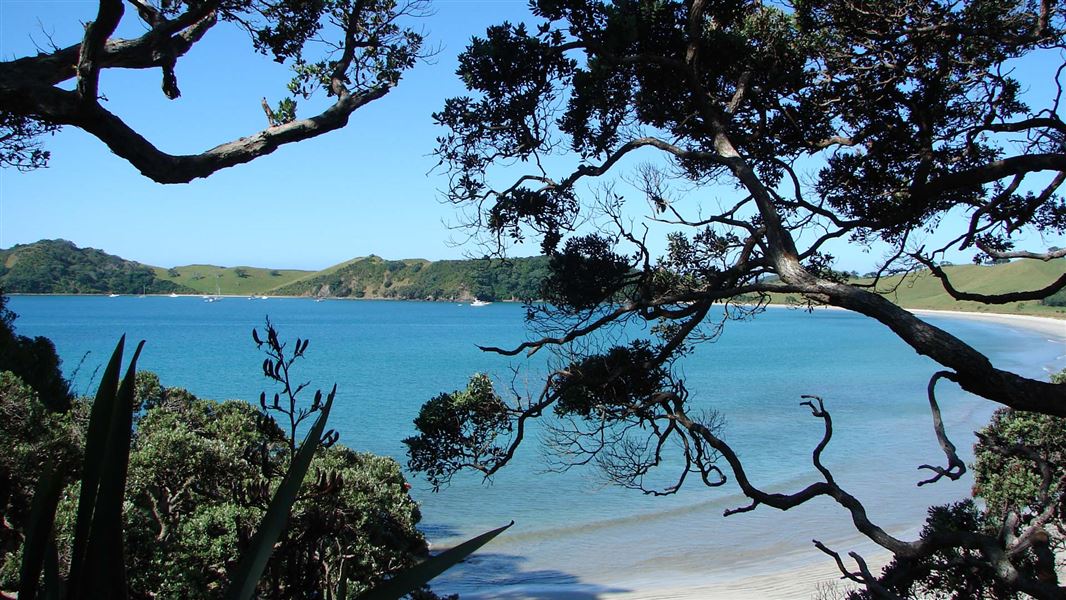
(272, 255, 551, 301)
(0, 239, 195, 295)
(152, 264, 312, 295)
(860, 260, 1066, 317)
(4, 240, 1061, 318)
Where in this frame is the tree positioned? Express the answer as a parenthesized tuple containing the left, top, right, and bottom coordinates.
(848, 371, 1066, 598)
(410, 1, 1066, 597)
(121, 380, 431, 600)
(0, 292, 71, 411)
(0, 0, 429, 183)
(0, 326, 449, 599)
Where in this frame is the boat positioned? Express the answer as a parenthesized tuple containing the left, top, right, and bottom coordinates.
(470, 298, 491, 307)
(108, 293, 120, 298)
(169, 293, 179, 298)
(205, 284, 222, 302)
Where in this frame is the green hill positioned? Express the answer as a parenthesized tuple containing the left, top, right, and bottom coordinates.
(152, 264, 312, 295)
(3, 240, 1061, 317)
(272, 255, 551, 301)
(861, 259, 1066, 317)
(0, 239, 195, 295)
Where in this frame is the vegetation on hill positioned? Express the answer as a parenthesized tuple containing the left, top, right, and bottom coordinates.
(151, 264, 312, 296)
(4, 240, 1063, 317)
(0, 240, 194, 295)
(273, 255, 551, 301)
(859, 260, 1066, 316)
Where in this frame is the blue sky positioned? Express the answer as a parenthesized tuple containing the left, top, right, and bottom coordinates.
(0, 0, 540, 269)
(0, 1, 1062, 272)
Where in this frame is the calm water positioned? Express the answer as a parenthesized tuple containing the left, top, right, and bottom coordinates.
(8, 296, 1066, 596)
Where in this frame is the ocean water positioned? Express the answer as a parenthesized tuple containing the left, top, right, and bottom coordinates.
(7, 296, 1065, 596)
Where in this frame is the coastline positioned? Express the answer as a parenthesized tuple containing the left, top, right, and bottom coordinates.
(909, 308, 1066, 340)
(497, 307, 1065, 600)
(7, 295, 1064, 600)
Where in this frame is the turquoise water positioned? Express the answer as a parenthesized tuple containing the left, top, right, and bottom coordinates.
(8, 296, 1065, 596)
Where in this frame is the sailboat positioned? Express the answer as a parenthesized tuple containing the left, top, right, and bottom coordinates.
(205, 284, 222, 302)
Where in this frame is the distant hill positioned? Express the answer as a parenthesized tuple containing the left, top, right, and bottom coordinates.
(857, 259, 1066, 317)
(0, 240, 195, 295)
(273, 255, 551, 301)
(151, 264, 313, 296)
(2, 240, 1061, 317)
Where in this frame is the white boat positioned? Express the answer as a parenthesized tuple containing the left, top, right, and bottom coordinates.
(169, 293, 179, 298)
(470, 298, 491, 307)
(205, 284, 222, 302)
(108, 293, 120, 298)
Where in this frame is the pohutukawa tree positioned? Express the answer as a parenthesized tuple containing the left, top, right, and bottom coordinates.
(407, 0, 1066, 597)
(0, 0, 429, 182)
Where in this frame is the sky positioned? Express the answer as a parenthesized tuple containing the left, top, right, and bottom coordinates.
(0, 0, 543, 270)
(0, 0, 1063, 272)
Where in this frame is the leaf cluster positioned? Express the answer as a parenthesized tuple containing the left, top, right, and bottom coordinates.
(553, 339, 668, 422)
(404, 374, 513, 491)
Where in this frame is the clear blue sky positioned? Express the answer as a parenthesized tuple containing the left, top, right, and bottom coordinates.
(0, 0, 541, 269)
(0, 1, 1062, 272)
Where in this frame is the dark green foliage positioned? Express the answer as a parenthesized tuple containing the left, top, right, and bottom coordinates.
(274, 255, 551, 301)
(848, 501, 1023, 600)
(553, 340, 668, 421)
(405, 374, 512, 490)
(973, 407, 1066, 524)
(2, 331, 479, 599)
(541, 235, 633, 311)
(0, 293, 71, 412)
(854, 371, 1066, 598)
(4, 368, 448, 600)
(0, 373, 84, 589)
(0, 240, 194, 295)
(1041, 287, 1066, 307)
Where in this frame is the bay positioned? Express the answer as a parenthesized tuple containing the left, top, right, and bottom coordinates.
(7, 295, 1065, 596)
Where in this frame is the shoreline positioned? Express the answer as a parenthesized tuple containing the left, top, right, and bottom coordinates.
(10, 292, 1066, 321)
(7, 295, 1063, 599)
(909, 308, 1066, 340)
(476, 306, 1065, 600)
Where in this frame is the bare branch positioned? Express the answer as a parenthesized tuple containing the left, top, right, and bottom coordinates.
(917, 371, 966, 486)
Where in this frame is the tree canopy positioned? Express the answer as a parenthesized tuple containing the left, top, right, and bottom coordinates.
(409, 0, 1066, 597)
(0, 0, 429, 182)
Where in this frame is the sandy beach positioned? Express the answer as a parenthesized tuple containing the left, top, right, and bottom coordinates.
(910, 309, 1066, 341)
(542, 309, 1065, 600)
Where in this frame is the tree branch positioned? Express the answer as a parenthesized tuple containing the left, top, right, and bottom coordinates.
(0, 83, 391, 183)
(916, 371, 966, 486)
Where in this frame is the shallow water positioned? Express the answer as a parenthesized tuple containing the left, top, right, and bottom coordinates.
(8, 296, 1065, 596)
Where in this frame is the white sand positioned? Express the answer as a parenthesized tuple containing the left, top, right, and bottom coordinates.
(537, 309, 1064, 600)
(910, 309, 1066, 341)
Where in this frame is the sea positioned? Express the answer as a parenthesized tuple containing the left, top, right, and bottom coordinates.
(7, 295, 1066, 597)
